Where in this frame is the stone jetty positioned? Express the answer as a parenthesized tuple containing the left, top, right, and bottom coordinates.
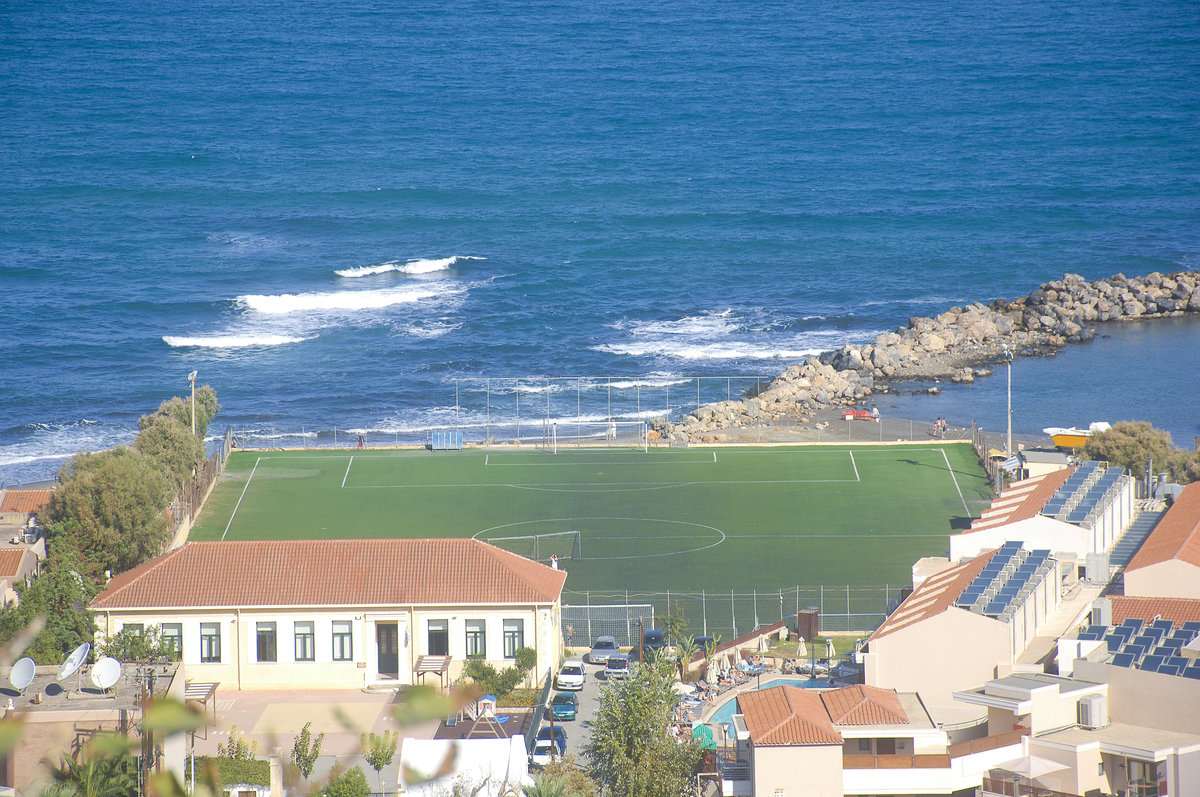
(653, 270, 1200, 444)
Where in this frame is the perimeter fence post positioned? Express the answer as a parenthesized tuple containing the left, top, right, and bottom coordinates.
(626, 590, 630, 643)
(779, 589, 784, 624)
(847, 585, 851, 621)
(731, 590, 736, 636)
(702, 589, 707, 636)
(586, 591, 591, 641)
(753, 588, 759, 629)
(820, 584, 824, 616)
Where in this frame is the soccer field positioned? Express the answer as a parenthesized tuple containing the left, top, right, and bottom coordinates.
(191, 443, 992, 605)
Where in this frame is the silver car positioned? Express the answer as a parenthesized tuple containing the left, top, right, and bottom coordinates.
(587, 635, 621, 665)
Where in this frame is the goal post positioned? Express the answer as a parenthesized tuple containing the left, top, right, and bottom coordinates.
(539, 420, 649, 452)
(481, 530, 582, 563)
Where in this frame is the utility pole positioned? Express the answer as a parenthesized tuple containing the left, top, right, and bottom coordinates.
(638, 617, 645, 663)
(1003, 345, 1013, 456)
(188, 370, 198, 438)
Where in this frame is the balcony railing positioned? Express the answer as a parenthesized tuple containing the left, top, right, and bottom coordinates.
(715, 750, 750, 781)
(843, 754, 951, 769)
(982, 777, 1082, 797)
(948, 728, 1028, 758)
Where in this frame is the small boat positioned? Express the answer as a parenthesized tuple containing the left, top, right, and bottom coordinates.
(1043, 421, 1111, 449)
(840, 408, 879, 422)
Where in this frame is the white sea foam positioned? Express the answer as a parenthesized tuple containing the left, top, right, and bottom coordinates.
(594, 340, 829, 361)
(617, 310, 737, 337)
(335, 255, 484, 278)
(238, 285, 446, 314)
(400, 320, 463, 339)
(0, 419, 134, 483)
(162, 333, 313, 349)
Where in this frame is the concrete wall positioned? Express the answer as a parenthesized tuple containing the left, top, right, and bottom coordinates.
(951, 516, 1089, 561)
(1124, 559, 1200, 600)
(866, 609, 1011, 707)
(1073, 659, 1200, 735)
(752, 744, 841, 797)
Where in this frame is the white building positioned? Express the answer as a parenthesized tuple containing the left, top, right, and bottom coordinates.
(90, 538, 567, 690)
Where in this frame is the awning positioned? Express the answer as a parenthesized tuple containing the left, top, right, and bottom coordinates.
(995, 755, 1070, 779)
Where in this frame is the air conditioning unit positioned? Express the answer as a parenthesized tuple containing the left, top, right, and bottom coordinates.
(1078, 694, 1107, 729)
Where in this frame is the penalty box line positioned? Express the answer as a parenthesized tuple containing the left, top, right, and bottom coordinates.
(483, 451, 718, 467)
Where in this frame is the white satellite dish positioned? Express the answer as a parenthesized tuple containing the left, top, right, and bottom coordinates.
(9, 658, 35, 693)
(90, 657, 122, 691)
(58, 642, 91, 681)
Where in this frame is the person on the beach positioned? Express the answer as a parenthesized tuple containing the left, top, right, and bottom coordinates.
(357, 434, 364, 448)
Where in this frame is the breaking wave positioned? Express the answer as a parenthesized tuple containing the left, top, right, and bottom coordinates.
(334, 255, 485, 278)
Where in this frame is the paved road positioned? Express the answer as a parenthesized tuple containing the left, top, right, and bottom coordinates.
(544, 657, 612, 765)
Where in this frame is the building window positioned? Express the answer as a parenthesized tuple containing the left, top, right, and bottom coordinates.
(427, 620, 448, 656)
(295, 622, 315, 661)
(465, 620, 486, 658)
(200, 623, 221, 663)
(256, 622, 277, 663)
(332, 621, 353, 661)
(161, 623, 183, 656)
(123, 623, 144, 637)
(503, 619, 524, 658)
(857, 739, 871, 752)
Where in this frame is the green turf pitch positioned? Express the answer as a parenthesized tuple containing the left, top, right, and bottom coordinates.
(191, 444, 992, 595)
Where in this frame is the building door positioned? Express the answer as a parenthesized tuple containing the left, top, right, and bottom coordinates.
(377, 623, 399, 678)
(875, 738, 896, 755)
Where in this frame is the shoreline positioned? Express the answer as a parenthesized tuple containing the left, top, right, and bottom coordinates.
(655, 270, 1200, 445)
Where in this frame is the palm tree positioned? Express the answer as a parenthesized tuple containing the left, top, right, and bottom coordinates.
(521, 775, 569, 797)
(46, 743, 138, 797)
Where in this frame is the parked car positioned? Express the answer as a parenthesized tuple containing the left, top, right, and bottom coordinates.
(549, 691, 578, 721)
(692, 635, 716, 654)
(556, 660, 585, 691)
(604, 652, 631, 680)
(531, 738, 557, 767)
(537, 725, 567, 754)
(588, 635, 621, 665)
(640, 629, 667, 660)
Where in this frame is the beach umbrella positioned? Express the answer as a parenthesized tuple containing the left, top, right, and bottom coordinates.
(706, 657, 720, 684)
(691, 724, 717, 751)
(795, 637, 807, 658)
(757, 635, 770, 653)
(824, 638, 836, 660)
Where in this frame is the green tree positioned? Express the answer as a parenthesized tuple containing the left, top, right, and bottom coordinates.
(458, 647, 538, 698)
(46, 736, 139, 797)
(1169, 448, 1200, 485)
(361, 729, 398, 792)
(653, 603, 688, 647)
(134, 408, 202, 492)
(522, 775, 569, 797)
(323, 765, 370, 797)
(45, 447, 171, 576)
(583, 656, 702, 797)
(538, 756, 599, 797)
(0, 552, 98, 664)
(216, 725, 257, 760)
(1083, 421, 1173, 478)
(99, 623, 181, 663)
(291, 721, 325, 785)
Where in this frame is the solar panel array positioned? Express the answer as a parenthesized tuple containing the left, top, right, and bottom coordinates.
(953, 541, 1055, 622)
(1041, 461, 1126, 526)
(1077, 619, 1200, 680)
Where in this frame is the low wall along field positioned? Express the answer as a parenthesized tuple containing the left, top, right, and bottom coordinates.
(191, 444, 991, 635)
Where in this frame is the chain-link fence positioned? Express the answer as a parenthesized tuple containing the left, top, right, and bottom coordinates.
(563, 585, 906, 643)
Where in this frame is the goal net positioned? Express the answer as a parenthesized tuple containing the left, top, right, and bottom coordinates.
(538, 420, 650, 452)
(482, 530, 583, 563)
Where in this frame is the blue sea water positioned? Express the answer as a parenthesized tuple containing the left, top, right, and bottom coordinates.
(2, 0, 1199, 484)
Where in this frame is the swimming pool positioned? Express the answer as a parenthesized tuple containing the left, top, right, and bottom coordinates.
(705, 677, 825, 725)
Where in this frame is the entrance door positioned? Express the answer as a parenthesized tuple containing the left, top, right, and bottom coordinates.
(377, 623, 399, 679)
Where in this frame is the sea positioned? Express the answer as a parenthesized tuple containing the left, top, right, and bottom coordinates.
(3, 0, 1199, 486)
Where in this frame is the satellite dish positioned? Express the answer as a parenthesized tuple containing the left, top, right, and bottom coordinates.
(58, 642, 91, 681)
(9, 658, 35, 692)
(90, 657, 122, 690)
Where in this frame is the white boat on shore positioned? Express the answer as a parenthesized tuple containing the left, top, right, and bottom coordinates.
(1043, 421, 1111, 449)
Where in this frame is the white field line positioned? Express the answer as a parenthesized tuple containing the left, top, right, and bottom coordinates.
(483, 454, 716, 467)
(222, 456, 262, 542)
(941, 447, 970, 516)
(849, 451, 860, 482)
(342, 457, 354, 488)
(341, 477, 862, 489)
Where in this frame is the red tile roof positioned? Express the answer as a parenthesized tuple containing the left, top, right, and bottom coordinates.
(0, 549, 27, 579)
(958, 468, 1074, 535)
(0, 489, 52, 515)
(869, 549, 999, 641)
(738, 686, 842, 746)
(91, 539, 567, 610)
(1110, 596, 1200, 626)
(1126, 482, 1200, 572)
(820, 684, 908, 726)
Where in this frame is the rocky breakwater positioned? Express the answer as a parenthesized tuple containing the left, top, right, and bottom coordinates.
(654, 270, 1200, 444)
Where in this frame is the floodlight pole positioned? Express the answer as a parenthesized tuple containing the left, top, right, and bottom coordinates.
(1003, 346, 1013, 456)
(188, 370, 198, 438)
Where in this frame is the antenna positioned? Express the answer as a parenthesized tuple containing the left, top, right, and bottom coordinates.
(58, 642, 91, 696)
(90, 657, 122, 693)
(9, 658, 35, 694)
